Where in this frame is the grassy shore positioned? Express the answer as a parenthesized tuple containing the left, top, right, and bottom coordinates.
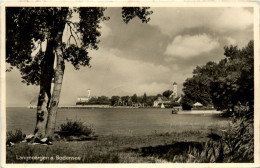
(6, 127, 224, 163)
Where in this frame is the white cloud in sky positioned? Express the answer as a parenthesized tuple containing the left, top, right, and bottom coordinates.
(58, 47, 179, 105)
(150, 7, 253, 36)
(89, 48, 175, 94)
(99, 23, 112, 38)
(6, 7, 254, 106)
(224, 37, 237, 46)
(213, 8, 253, 32)
(164, 34, 220, 58)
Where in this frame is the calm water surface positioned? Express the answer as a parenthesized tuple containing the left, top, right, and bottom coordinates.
(6, 107, 229, 135)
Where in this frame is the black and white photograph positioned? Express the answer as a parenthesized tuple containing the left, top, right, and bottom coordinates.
(1, 1, 259, 166)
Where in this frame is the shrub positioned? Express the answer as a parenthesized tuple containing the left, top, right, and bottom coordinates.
(59, 119, 95, 137)
(6, 129, 25, 144)
(184, 103, 254, 163)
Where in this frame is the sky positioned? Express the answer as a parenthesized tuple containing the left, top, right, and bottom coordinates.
(6, 7, 254, 107)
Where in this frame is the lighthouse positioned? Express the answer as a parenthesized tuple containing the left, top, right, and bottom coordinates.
(172, 82, 177, 99)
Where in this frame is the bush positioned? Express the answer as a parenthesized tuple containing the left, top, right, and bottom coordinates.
(6, 129, 25, 144)
(182, 103, 254, 163)
(59, 119, 95, 137)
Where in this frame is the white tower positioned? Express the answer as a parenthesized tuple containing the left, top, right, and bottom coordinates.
(87, 89, 91, 98)
(172, 82, 177, 99)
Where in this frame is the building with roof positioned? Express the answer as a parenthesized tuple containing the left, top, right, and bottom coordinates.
(193, 102, 203, 107)
(153, 96, 171, 108)
(153, 82, 179, 108)
(76, 89, 91, 104)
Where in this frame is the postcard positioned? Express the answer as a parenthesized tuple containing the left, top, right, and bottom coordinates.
(1, 1, 259, 168)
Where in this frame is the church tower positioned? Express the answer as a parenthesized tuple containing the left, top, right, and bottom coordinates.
(172, 82, 177, 99)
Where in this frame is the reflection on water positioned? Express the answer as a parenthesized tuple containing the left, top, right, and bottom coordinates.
(6, 107, 229, 135)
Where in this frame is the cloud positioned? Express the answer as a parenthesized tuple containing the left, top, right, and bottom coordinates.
(6, 68, 39, 107)
(58, 47, 180, 105)
(164, 34, 220, 58)
(6, 8, 254, 106)
(224, 37, 237, 46)
(99, 22, 111, 38)
(149, 7, 253, 36)
(213, 8, 253, 32)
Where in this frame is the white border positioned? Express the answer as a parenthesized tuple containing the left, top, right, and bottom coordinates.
(1, 1, 259, 168)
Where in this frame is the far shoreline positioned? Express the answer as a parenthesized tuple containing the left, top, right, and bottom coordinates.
(7, 106, 222, 114)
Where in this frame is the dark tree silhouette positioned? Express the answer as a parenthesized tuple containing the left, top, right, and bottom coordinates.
(6, 7, 152, 139)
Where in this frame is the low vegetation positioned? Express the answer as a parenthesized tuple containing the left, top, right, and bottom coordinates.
(57, 120, 95, 141)
(174, 105, 253, 163)
(6, 129, 25, 145)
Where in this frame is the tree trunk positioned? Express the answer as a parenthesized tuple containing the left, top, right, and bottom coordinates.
(34, 87, 49, 139)
(45, 31, 65, 137)
(34, 42, 55, 139)
(33, 8, 69, 139)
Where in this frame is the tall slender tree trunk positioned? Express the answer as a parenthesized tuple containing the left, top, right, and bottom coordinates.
(45, 31, 65, 137)
(34, 42, 55, 139)
(34, 87, 49, 138)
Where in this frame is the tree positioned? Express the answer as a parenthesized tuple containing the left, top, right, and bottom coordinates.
(211, 41, 254, 112)
(96, 96, 110, 105)
(182, 41, 254, 113)
(182, 61, 218, 109)
(141, 92, 147, 104)
(6, 7, 152, 139)
(146, 96, 156, 106)
(131, 94, 138, 103)
(110, 96, 120, 106)
(162, 90, 173, 99)
(121, 96, 130, 106)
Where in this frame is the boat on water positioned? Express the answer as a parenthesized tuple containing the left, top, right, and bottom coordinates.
(172, 109, 178, 114)
(161, 103, 165, 108)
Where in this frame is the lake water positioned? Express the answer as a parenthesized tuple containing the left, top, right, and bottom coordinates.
(6, 107, 229, 135)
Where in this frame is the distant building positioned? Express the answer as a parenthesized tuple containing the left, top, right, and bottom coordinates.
(191, 102, 214, 110)
(77, 89, 91, 103)
(153, 96, 171, 107)
(170, 82, 177, 99)
(153, 82, 180, 108)
(193, 102, 203, 107)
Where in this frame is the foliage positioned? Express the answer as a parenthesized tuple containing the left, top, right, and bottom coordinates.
(131, 94, 138, 103)
(59, 119, 95, 137)
(6, 8, 97, 84)
(162, 90, 173, 99)
(211, 41, 254, 111)
(6, 7, 153, 137)
(177, 103, 253, 163)
(122, 7, 153, 24)
(182, 71, 214, 109)
(181, 40, 254, 161)
(145, 96, 156, 106)
(110, 96, 120, 106)
(121, 96, 132, 106)
(6, 7, 152, 84)
(182, 41, 254, 112)
(141, 92, 147, 104)
(6, 129, 26, 144)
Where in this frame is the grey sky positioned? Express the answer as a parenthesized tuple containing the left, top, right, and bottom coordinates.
(6, 7, 254, 107)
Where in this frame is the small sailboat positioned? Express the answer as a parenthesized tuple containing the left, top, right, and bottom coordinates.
(161, 103, 165, 108)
